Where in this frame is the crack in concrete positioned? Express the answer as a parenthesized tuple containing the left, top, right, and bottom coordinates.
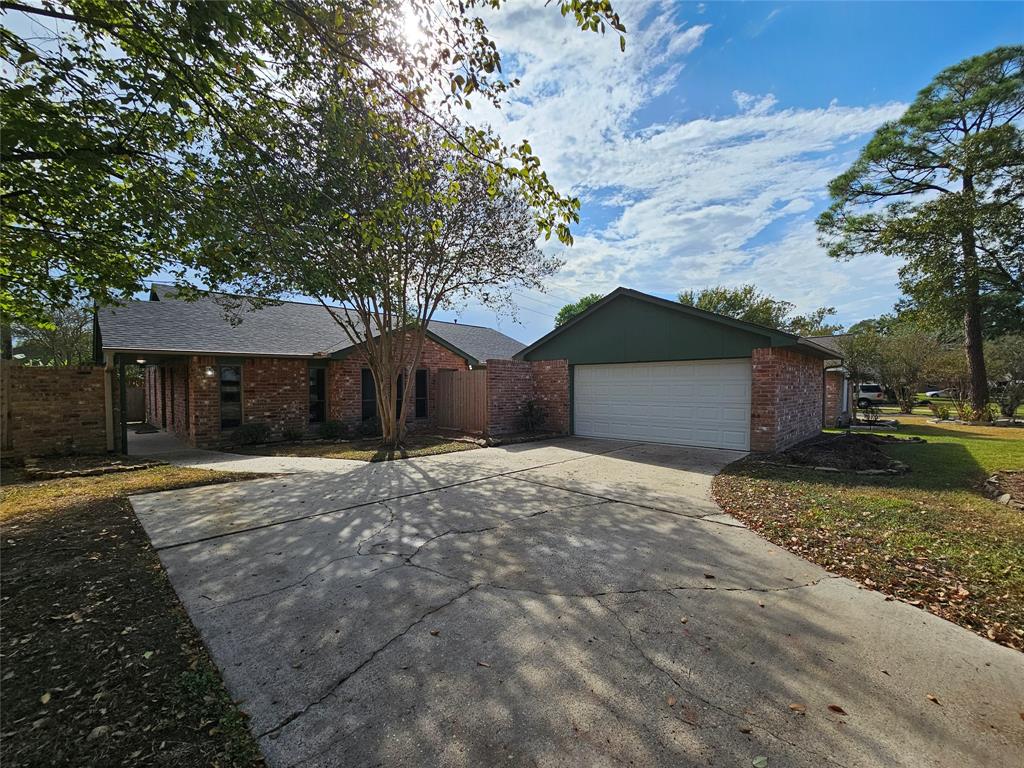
(151, 441, 642, 552)
(257, 582, 480, 741)
(595, 596, 851, 768)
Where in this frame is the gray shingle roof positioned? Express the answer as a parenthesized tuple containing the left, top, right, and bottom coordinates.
(98, 285, 526, 362)
(804, 334, 849, 357)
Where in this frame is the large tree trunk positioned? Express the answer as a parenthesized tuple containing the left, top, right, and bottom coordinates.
(961, 224, 989, 416)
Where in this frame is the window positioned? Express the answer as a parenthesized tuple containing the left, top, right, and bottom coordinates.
(361, 369, 417, 420)
(415, 369, 428, 418)
(219, 364, 242, 429)
(309, 367, 326, 424)
(361, 368, 376, 420)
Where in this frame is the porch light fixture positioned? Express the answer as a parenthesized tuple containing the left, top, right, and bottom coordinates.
(204, 366, 216, 377)
(135, 358, 146, 364)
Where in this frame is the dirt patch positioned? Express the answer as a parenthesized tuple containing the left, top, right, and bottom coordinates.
(773, 432, 921, 472)
(0, 467, 265, 767)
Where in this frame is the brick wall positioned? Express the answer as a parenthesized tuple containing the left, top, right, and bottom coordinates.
(2, 363, 108, 457)
(484, 358, 570, 436)
(531, 360, 570, 433)
(823, 370, 849, 427)
(189, 356, 221, 447)
(750, 347, 823, 452)
(241, 357, 307, 436)
(486, 359, 534, 435)
(327, 335, 469, 431)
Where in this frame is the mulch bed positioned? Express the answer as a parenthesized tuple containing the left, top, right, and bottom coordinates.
(1, 469, 265, 768)
(767, 432, 921, 473)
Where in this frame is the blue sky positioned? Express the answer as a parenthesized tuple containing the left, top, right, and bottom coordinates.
(441, 0, 1022, 342)
(150, 1, 1021, 345)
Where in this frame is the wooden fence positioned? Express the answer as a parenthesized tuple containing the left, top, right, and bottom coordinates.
(434, 369, 487, 433)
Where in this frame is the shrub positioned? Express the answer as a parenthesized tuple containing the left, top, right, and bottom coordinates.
(282, 425, 306, 442)
(996, 382, 1024, 421)
(318, 420, 348, 440)
(233, 422, 272, 445)
(355, 417, 380, 437)
(928, 402, 951, 421)
(520, 400, 545, 432)
(862, 405, 881, 426)
(973, 403, 999, 423)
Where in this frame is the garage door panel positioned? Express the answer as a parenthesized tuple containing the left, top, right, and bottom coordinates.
(574, 360, 750, 451)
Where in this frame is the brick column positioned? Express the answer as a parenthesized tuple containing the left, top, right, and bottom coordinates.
(751, 347, 824, 452)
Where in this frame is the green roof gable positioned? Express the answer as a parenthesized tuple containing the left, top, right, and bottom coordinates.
(516, 288, 833, 364)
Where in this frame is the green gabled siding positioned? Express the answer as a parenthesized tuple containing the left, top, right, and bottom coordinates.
(521, 294, 775, 364)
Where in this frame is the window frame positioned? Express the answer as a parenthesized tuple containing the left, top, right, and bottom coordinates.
(308, 364, 327, 425)
(360, 368, 377, 421)
(414, 369, 428, 418)
(218, 363, 243, 430)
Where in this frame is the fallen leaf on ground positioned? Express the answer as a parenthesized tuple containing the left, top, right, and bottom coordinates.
(927, 694, 940, 705)
(476, 660, 490, 668)
(666, 695, 677, 707)
(429, 629, 440, 636)
(752, 756, 768, 768)
(788, 703, 806, 713)
(828, 705, 847, 715)
(704, 573, 716, 579)
(39, 692, 50, 705)
(679, 617, 688, 624)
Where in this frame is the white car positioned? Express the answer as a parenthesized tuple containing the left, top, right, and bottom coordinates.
(856, 383, 886, 409)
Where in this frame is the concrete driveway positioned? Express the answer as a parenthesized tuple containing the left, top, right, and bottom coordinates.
(130, 438, 1024, 768)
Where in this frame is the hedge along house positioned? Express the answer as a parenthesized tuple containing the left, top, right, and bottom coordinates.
(513, 288, 838, 452)
(95, 284, 535, 449)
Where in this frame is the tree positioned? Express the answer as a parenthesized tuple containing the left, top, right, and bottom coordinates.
(1, 0, 624, 328)
(191, 93, 558, 448)
(818, 46, 1024, 415)
(555, 294, 604, 326)
(875, 325, 944, 414)
(11, 302, 92, 365)
(837, 329, 882, 421)
(986, 334, 1024, 420)
(677, 284, 841, 334)
(787, 306, 844, 336)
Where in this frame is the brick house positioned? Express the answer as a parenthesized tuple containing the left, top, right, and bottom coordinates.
(97, 285, 549, 448)
(96, 285, 844, 453)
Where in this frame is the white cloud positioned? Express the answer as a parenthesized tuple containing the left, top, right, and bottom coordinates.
(443, 1, 907, 336)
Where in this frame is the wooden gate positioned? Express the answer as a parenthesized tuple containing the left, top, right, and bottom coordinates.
(435, 369, 487, 433)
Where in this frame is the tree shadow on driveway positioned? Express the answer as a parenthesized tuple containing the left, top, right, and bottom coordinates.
(134, 441, 1024, 768)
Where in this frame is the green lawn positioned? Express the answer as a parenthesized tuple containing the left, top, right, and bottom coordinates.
(232, 433, 480, 462)
(713, 413, 1024, 650)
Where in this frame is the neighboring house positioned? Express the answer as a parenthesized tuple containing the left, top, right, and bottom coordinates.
(805, 333, 854, 425)
(96, 284, 537, 448)
(514, 288, 839, 452)
(95, 284, 845, 453)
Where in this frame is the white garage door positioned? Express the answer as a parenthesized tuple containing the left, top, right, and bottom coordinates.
(574, 360, 751, 451)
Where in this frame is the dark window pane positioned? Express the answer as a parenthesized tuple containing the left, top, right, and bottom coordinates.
(361, 369, 376, 421)
(309, 367, 326, 424)
(219, 365, 242, 429)
(415, 369, 428, 418)
(396, 373, 403, 421)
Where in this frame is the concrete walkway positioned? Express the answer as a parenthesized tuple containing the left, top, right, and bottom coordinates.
(130, 438, 1024, 768)
(128, 430, 366, 474)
